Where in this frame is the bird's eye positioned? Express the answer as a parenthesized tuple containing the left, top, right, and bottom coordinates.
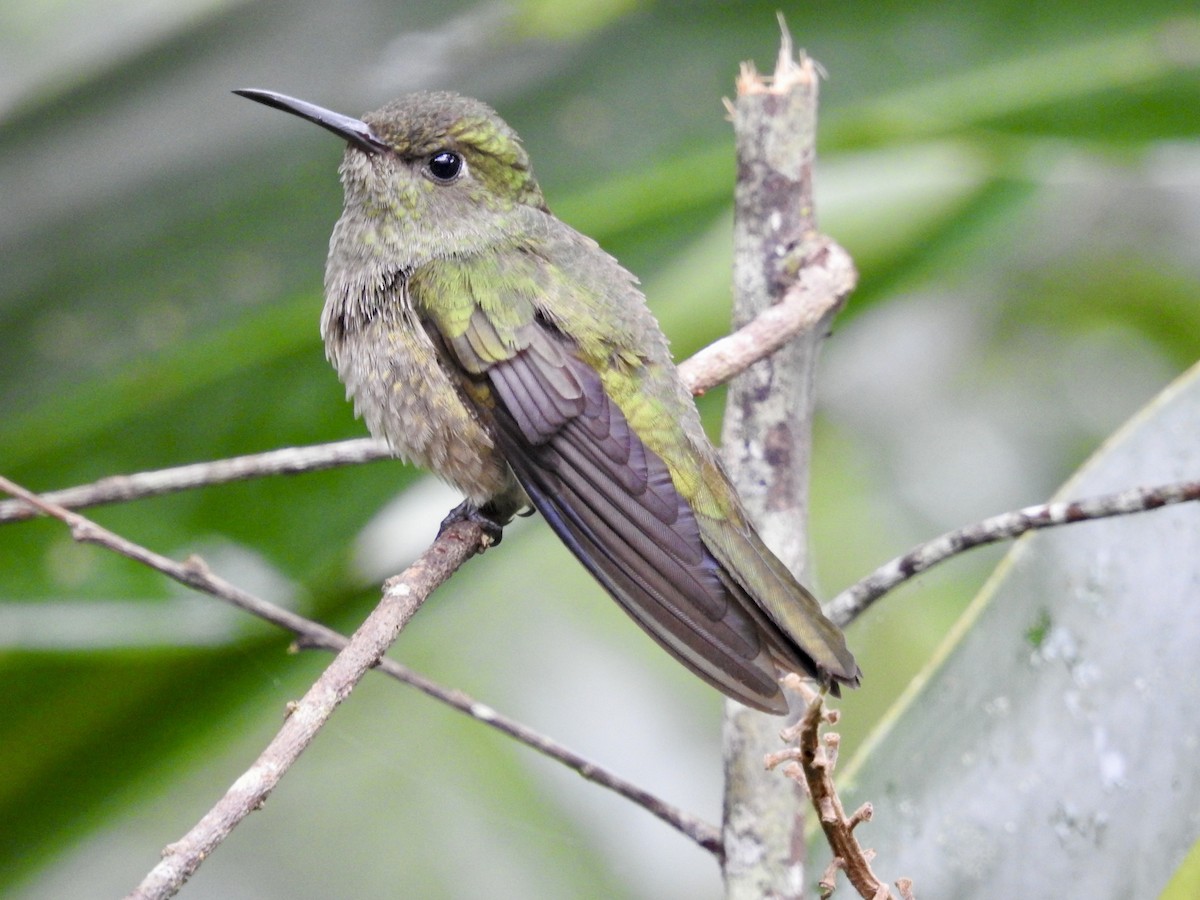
(427, 151, 464, 183)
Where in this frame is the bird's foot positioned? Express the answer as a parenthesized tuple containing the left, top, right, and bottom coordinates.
(439, 499, 506, 547)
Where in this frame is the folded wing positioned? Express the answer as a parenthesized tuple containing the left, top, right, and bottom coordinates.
(468, 319, 793, 711)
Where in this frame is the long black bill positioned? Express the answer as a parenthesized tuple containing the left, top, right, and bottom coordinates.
(233, 89, 389, 155)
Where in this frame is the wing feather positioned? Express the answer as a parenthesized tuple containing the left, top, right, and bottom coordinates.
(484, 331, 790, 711)
(504, 437, 785, 708)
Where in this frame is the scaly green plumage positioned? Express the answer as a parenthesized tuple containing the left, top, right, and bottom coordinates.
(235, 88, 859, 712)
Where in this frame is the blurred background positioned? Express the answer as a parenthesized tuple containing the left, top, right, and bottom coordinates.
(1, 1, 1198, 897)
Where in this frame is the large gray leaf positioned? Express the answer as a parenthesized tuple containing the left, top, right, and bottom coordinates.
(826, 361, 1200, 896)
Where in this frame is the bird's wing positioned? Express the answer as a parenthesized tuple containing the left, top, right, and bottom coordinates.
(486, 326, 792, 711)
(411, 253, 790, 710)
(494, 324, 796, 710)
(411, 230, 860, 710)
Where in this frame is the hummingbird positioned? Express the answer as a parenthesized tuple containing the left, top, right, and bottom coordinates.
(234, 88, 859, 713)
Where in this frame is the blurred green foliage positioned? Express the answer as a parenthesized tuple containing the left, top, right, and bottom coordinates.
(1, 1, 1198, 897)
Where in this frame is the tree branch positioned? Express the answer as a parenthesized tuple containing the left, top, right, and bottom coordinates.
(824, 479, 1200, 629)
(0, 438, 391, 524)
(720, 31, 834, 900)
(765, 678, 913, 900)
(124, 526, 476, 900)
(0, 475, 721, 886)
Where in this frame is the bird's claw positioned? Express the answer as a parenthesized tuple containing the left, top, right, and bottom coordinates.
(439, 499, 505, 547)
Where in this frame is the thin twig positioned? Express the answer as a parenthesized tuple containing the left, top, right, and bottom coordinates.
(768, 678, 910, 899)
(679, 234, 855, 396)
(825, 480, 1200, 629)
(0, 475, 721, 864)
(0, 438, 391, 523)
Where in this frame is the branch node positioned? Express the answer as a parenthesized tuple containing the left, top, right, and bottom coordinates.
(824, 731, 841, 771)
(182, 554, 212, 577)
(783, 762, 809, 795)
(819, 857, 845, 896)
(779, 721, 804, 744)
(763, 747, 802, 770)
(848, 802, 874, 831)
(69, 520, 96, 542)
(811, 743, 831, 773)
(818, 795, 838, 823)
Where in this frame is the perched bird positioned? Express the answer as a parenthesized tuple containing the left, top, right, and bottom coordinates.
(235, 88, 859, 713)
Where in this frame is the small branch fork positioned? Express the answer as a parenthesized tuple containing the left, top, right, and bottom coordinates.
(766, 678, 915, 900)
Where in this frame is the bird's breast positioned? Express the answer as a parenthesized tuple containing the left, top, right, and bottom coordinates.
(323, 312, 512, 504)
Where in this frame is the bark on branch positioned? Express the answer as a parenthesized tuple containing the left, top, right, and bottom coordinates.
(720, 32, 840, 900)
(765, 679, 915, 899)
